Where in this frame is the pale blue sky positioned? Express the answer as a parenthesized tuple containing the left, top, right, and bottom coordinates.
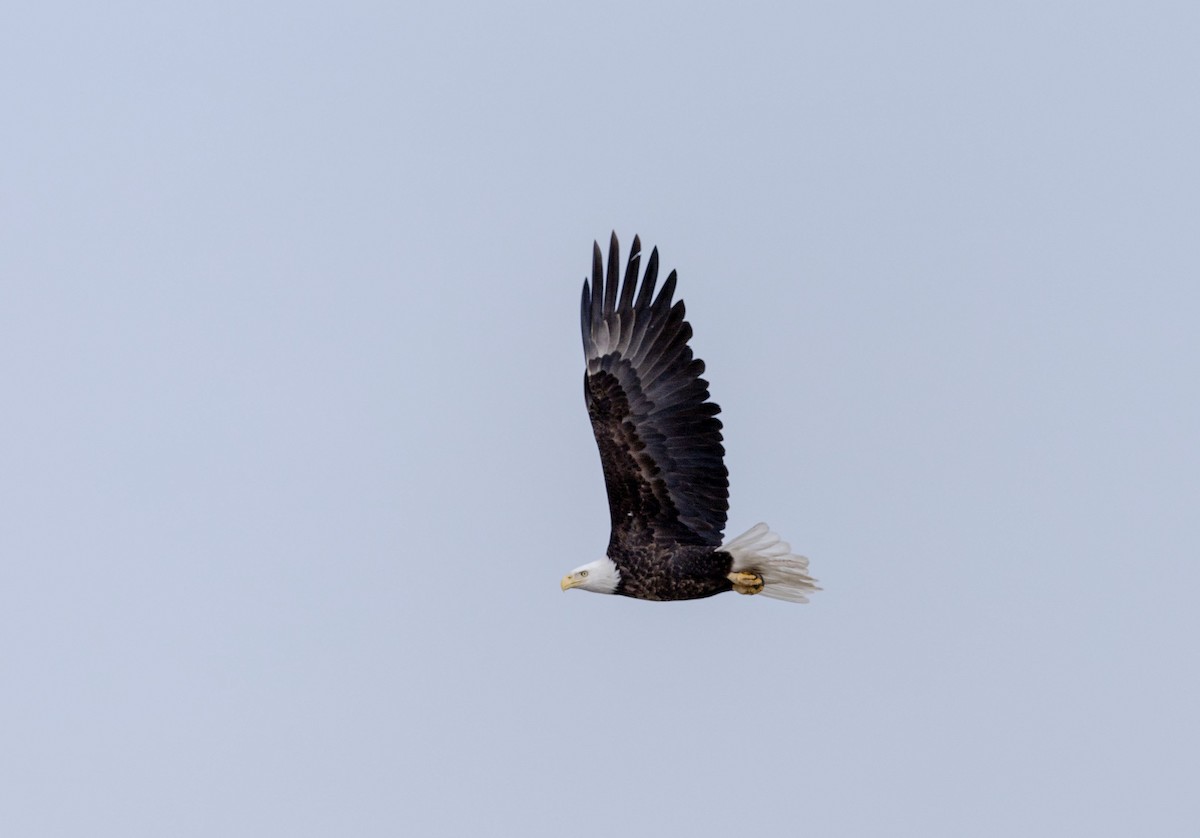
(3, 2, 1198, 836)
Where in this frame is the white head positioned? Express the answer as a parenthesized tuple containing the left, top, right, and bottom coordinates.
(560, 557, 620, 595)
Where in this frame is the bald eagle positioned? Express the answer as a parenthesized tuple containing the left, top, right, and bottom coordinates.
(561, 234, 819, 603)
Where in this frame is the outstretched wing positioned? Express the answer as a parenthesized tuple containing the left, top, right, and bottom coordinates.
(581, 232, 729, 551)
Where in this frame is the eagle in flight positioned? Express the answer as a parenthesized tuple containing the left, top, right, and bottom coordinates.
(561, 234, 818, 603)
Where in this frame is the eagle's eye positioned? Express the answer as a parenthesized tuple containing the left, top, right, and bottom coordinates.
(580, 570, 589, 578)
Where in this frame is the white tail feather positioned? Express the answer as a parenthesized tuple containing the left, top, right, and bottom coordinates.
(722, 523, 819, 603)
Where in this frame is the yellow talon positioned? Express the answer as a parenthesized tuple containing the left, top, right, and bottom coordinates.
(727, 571, 764, 595)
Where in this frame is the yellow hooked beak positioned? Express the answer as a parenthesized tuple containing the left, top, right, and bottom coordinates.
(561, 574, 580, 592)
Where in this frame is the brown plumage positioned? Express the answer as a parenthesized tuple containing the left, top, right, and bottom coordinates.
(581, 233, 732, 599)
(569, 233, 819, 603)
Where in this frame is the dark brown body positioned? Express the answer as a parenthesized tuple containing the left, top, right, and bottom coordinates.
(612, 544, 736, 601)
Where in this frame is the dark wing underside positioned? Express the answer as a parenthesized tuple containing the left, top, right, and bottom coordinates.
(581, 233, 729, 552)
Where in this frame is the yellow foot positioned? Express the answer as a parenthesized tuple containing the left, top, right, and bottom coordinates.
(727, 571, 764, 595)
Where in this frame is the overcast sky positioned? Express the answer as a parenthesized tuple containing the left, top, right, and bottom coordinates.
(3, 2, 1198, 836)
